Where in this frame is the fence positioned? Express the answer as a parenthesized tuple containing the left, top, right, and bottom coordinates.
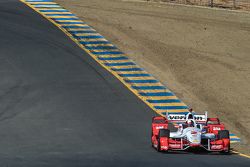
(146, 0, 250, 11)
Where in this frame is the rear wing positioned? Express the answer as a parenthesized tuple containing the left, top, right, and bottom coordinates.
(166, 112, 208, 124)
(167, 114, 186, 123)
(194, 112, 208, 124)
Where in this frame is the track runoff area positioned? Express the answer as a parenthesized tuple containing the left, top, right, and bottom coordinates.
(20, 0, 242, 150)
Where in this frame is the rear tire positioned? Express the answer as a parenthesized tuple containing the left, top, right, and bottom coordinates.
(151, 130, 154, 148)
(157, 129, 170, 152)
(218, 130, 229, 139)
(159, 129, 170, 138)
(220, 142, 230, 154)
(218, 130, 230, 154)
(224, 142, 230, 154)
(156, 138, 161, 152)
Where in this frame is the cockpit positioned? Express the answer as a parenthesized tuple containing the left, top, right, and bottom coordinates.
(187, 120, 195, 127)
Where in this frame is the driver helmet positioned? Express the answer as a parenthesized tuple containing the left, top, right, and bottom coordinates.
(188, 108, 193, 112)
(187, 120, 195, 127)
(187, 109, 194, 119)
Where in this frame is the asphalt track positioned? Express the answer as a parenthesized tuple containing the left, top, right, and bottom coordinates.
(0, 0, 249, 166)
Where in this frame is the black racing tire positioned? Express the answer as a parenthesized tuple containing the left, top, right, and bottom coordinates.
(168, 123, 178, 132)
(218, 130, 230, 154)
(151, 129, 154, 147)
(224, 142, 230, 154)
(220, 142, 231, 154)
(152, 116, 156, 123)
(157, 129, 170, 152)
(156, 138, 161, 152)
(159, 129, 170, 138)
(218, 130, 229, 139)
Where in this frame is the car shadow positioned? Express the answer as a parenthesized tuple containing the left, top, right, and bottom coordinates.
(158, 148, 236, 156)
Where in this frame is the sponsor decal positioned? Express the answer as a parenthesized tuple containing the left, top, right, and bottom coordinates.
(213, 127, 221, 131)
(211, 145, 223, 150)
(168, 115, 186, 120)
(169, 144, 181, 149)
(191, 131, 197, 134)
(156, 126, 164, 129)
(161, 146, 168, 149)
(194, 116, 203, 120)
(168, 114, 207, 122)
(194, 115, 206, 122)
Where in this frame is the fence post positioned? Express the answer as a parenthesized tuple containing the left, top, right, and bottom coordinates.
(233, 0, 236, 9)
(210, 0, 214, 7)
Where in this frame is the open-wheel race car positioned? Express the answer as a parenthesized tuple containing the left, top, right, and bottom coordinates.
(151, 111, 230, 153)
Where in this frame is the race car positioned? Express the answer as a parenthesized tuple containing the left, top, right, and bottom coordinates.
(151, 111, 230, 153)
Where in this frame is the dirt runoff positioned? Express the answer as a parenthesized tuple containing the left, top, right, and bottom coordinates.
(55, 0, 250, 153)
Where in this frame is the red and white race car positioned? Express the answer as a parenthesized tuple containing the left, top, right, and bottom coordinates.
(151, 111, 230, 153)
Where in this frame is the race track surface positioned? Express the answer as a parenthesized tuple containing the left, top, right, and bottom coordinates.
(0, 0, 249, 166)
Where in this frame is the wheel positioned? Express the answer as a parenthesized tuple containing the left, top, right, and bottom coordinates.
(223, 142, 230, 154)
(220, 141, 230, 154)
(167, 123, 178, 132)
(157, 129, 170, 152)
(156, 138, 161, 152)
(159, 129, 170, 138)
(218, 130, 230, 154)
(218, 130, 229, 139)
(151, 129, 155, 147)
